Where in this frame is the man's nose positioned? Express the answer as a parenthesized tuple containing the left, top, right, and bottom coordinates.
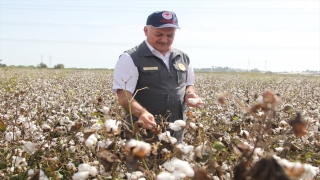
(160, 36, 168, 43)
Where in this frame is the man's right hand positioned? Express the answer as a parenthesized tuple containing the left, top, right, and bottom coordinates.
(139, 110, 157, 129)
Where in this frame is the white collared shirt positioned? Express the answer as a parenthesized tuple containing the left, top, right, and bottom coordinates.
(112, 40, 194, 93)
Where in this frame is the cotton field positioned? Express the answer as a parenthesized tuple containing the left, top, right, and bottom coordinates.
(0, 68, 319, 180)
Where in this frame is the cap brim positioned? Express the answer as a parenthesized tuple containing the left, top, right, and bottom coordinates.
(154, 24, 181, 29)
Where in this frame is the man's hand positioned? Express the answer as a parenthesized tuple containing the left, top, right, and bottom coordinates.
(139, 110, 157, 129)
(185, 92, 203, 108)
(117, 89, 157, 129)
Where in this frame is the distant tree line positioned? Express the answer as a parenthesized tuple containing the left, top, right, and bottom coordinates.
(0, 61, 65, 69)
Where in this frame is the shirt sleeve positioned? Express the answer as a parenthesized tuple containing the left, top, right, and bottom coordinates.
(186, 62, 195, 86)
(112, 53, 139, 93)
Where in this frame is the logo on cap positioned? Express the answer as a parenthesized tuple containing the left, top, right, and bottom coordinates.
(162, 12, 172, 20)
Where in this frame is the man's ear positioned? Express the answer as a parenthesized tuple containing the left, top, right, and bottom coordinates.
(143, 26, 148, 36)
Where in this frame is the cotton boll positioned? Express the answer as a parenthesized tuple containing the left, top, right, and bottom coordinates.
(91, 123, 102, 130)
(98, 141, 106, 148)
(78, 163, 91, 172)
(69, 146, 76, 153)
(67, 162, 76, 171)
(105, 119, 121, 133)
(39, 170, 49, 180)
(28, 169, 34, 176)
(176, 144, 193, 155)
(212, 176, 220, 180)
(89, 134, 97, 142)
(85, 139, 95, 148)
(157, 172, 175, 180)
(23, 141, 36, 154)
(124, 139, 151, 158)
(189, 122, 197, 130)
(188, 98, 200, 105)
(224, 172, 231, 180)
(221, 163, 229, 170)
(158, 131, 177, 144)
(132, 171, 144, 179)
(5, 132, 14, 141)
(42, 124, 51, 131)
(125, 171, 144, 180)
(72, 171, 90, 180)
(88, 166, 97, 176)
(12, 156, 27, 167)
(172, 170, 186, 179)
(301, 164, 319, 179)
(101, 106, 110, 115)
(275, 147, 284, 153)
(168, 120, 186, 131)
(163, 158, 194, 178)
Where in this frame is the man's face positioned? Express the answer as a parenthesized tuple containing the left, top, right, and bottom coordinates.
(144, 26, 176, 55)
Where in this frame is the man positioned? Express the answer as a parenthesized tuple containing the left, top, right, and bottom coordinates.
(112, 10, 202, 141)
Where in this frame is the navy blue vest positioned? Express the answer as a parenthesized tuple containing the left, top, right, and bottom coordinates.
(126, 41, 190, 122)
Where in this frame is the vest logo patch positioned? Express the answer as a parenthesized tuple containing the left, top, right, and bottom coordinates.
(143, 66, 159, 71)
(178, 63, 186, 71)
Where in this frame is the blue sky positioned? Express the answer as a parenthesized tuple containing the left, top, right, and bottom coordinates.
(0, 0, 319, 72)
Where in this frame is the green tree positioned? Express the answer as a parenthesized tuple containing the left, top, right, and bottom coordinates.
(54, 64, 65, 69)
(37, 62, 48, 68)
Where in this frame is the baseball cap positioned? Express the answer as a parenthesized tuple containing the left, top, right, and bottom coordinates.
(146, 11, 180, 29)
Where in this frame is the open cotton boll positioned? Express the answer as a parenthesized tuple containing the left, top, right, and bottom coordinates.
(101, 106, 110, 115)
(88, 166, 97, 176)
(23, 141, 36, 154)
(169, 120, 186, 131)
(78, 163, 91, 172)
(157, 171, 175, 180)
(125, 139, 151, 158)
(67, 162, 76, 171)
(189, 122, 197, 130)
(72, 171, 90, 180)
(301, 164, 319, 179)
(188, 98, 200, 105)
(158, 131, 177, 144)
(172, 171, 186, 179)
(28, 169, 34, 176)
(88, 134, 97, 143)
(12, 156, 27, 167)
(176, 143, 194, 155)
(5, 132, 14, 141)
(275, 147, 284, 153)
(125, 171, 144, 180)
(85, 139, 95, 148)
(105, 119, 121, 133)
(163, 158, 194, 178)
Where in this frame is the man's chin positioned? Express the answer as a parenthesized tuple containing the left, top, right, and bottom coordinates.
(155, 46, 169, 53)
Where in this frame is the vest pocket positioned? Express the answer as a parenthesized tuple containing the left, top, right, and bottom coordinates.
(139, 66, 161, 86)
